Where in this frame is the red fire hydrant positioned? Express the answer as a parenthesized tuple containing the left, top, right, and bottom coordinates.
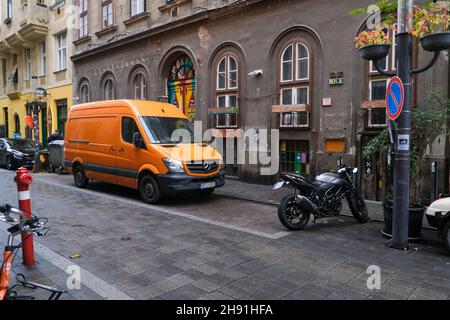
(14, 167, 35, 267)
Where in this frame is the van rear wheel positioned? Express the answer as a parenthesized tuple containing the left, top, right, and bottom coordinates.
(139, 175, 162, 204)
(73, 165, 89, 188)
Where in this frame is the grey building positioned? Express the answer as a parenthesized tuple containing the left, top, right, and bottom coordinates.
(70, 0, 449, 202)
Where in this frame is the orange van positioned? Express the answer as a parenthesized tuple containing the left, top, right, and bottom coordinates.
(64, 100, 225, 203)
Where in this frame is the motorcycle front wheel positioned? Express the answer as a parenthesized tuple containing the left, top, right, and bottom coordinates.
(278, 194, 310, 231)
(347, 193, 369, 223)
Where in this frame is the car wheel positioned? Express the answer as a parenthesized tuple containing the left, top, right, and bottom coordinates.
(73, 165, 89, 188)
(139, 175, 162, 204)
(5, 156, 15, 170)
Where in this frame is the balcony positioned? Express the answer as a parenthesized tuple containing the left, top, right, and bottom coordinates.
(6, 82, 21, 100)
(0, 41, 12, 54)
(272, 104, 311, 128)
(208, 107, 239, 129)
(18, 1, 49, 41)
(0, 2, 49, 51)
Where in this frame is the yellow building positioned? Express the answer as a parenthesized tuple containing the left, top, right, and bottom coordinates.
(0, 0, 74, 145)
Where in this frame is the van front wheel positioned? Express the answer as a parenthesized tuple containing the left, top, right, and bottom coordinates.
(73, 165, 89, 188)
(139, 175, 162, 204)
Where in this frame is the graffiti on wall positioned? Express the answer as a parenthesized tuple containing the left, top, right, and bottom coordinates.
(168, 55, 196, 122)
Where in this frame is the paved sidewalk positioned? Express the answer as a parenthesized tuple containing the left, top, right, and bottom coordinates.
(1, 169, 449, 300)
(0, 227, 103, 300)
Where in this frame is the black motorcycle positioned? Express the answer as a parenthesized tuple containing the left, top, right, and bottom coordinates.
(274, 165, 368, 230)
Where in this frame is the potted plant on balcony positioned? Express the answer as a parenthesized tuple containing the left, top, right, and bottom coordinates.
(363, 92, 449, 240)
(354, 27, 392, 60)
(410, 4, 450, 52)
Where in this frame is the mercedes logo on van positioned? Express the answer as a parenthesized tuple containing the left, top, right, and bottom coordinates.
(203, 162, 211, 172)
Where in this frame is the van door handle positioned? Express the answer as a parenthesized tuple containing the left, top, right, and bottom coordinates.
(109, 146, 115, 152)
(118, 148, 124, 153)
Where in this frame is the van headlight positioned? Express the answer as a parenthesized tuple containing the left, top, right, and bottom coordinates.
(163, 158, 185, 173)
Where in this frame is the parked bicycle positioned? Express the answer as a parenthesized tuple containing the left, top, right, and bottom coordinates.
(0, 204, 65, 300)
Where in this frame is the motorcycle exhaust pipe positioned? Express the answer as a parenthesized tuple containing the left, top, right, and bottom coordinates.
(295, 195, 320, 215)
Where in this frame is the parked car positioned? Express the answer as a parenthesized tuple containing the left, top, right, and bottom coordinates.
(426, 197, 450, 252)
(0, 138, 35, 170)
(64, 100, 225, 204)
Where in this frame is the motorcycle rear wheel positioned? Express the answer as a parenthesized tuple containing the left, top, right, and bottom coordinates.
(347, 193, 369, 223)
(278, 194, 310, 230)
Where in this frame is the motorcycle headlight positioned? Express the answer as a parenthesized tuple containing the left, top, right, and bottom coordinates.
(11, 151, 24, 159)
(163, 158, 185, 173)
(353, 167, 358, 174)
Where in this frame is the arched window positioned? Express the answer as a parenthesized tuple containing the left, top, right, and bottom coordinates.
(104, 78, 115, 100)
(133, 72, 147, 100)
(215, 55, 238, 128)
(279, 42, 311, 128)
(79, 82, 90, 103)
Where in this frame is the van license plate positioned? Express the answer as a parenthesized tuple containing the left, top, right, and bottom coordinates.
(200, 182, 215, 189)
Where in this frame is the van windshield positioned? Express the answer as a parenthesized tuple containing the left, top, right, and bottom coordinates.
(139, 117, 194, 144)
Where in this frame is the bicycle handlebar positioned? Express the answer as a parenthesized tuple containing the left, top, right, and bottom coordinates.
(0, 204, 26, 216)
(0, 203, 48, 235)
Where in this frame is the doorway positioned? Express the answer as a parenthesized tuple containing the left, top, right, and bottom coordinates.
(41, 106, 47, 146)
(3, 107, 8, 138)
(13, 113, 20, 138)
(56, 100, 67, 138)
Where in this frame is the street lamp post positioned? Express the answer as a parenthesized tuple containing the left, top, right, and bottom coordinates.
(391, 0, 413, 250)
(365, 0, 447, 249)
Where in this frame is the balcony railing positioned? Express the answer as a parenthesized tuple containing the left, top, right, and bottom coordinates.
(208, 107, 239, 128)
(6, 82, 21, 100)
(272, 104, 311, 128)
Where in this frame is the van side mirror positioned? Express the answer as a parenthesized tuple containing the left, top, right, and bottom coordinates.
(133, 132, 145, 149)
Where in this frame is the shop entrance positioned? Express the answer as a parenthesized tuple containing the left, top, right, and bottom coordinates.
(280, 140, 310, 176)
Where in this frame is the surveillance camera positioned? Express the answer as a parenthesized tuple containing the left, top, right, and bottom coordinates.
(248, 69, 263, 78)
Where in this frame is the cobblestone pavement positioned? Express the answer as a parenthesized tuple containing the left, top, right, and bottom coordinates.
(0, 168, 449, 300)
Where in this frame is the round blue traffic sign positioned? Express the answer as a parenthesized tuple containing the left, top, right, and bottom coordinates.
(385, 76, 404, 120)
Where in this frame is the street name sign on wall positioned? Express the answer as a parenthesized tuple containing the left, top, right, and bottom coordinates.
(385, 76, 404, 120)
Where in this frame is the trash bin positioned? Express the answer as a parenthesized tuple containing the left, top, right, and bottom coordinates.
(48, 140, 65, 174)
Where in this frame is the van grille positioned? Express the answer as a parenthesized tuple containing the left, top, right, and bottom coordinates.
(186, 160, 219, 174)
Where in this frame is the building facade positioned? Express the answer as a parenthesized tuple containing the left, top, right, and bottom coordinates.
(0, 0, 74, 145)
(70, 0, 449, 202)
